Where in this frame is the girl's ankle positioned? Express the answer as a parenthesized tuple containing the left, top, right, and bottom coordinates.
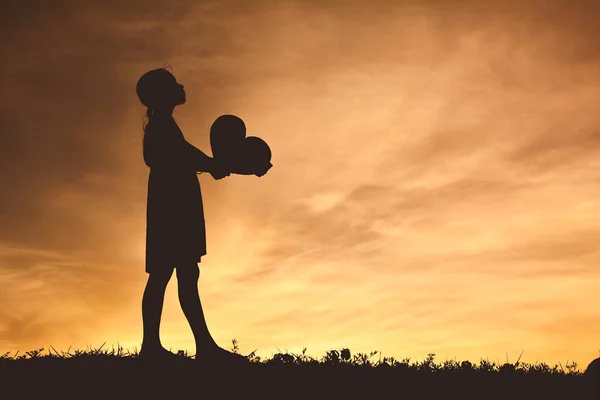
(141, 342, 164, 352)
(196, 342, 219, 353)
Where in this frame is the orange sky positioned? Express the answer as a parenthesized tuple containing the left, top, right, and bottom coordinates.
(1, 0, 600, 370)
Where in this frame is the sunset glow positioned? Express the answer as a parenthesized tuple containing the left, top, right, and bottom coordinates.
(1, 0, 599, 370)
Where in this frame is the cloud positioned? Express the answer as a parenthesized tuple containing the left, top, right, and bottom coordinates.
(0, 243, 139, 350)
(2, 0, 600, 369)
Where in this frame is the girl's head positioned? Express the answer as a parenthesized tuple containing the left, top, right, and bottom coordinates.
(136, 67, 185, 121)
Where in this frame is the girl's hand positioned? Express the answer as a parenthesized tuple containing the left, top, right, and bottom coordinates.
(210, 158, 231, 180)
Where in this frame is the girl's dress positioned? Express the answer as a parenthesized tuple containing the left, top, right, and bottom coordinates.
(143, 117, 207, 273)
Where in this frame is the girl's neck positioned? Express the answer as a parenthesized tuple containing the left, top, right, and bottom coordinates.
(154, 106, 175, 118)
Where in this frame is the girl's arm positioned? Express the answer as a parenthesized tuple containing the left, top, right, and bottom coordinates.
(181, 140, 216, 173)
(144, 124, 217, 173)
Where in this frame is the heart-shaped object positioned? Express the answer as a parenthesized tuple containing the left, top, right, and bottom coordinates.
(209, 114, 272, 176)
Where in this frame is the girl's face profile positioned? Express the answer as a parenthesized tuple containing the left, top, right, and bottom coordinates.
(165, 73, 186, 107)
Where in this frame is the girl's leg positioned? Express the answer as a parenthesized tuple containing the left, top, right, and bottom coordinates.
(176, 262, 219, 354)
(141, 269, 174, 352)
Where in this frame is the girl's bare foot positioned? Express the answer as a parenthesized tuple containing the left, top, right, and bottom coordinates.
(139, 345, 181, 362)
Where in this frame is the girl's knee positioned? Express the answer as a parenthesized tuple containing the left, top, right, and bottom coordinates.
(176, 263, 199, 281)
(148, 269, 173, 287)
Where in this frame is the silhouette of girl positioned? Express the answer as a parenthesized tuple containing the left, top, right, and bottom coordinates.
(135, 66, 242, 362)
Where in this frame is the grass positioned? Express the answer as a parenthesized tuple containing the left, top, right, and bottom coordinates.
(1, 339, 597, 399)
